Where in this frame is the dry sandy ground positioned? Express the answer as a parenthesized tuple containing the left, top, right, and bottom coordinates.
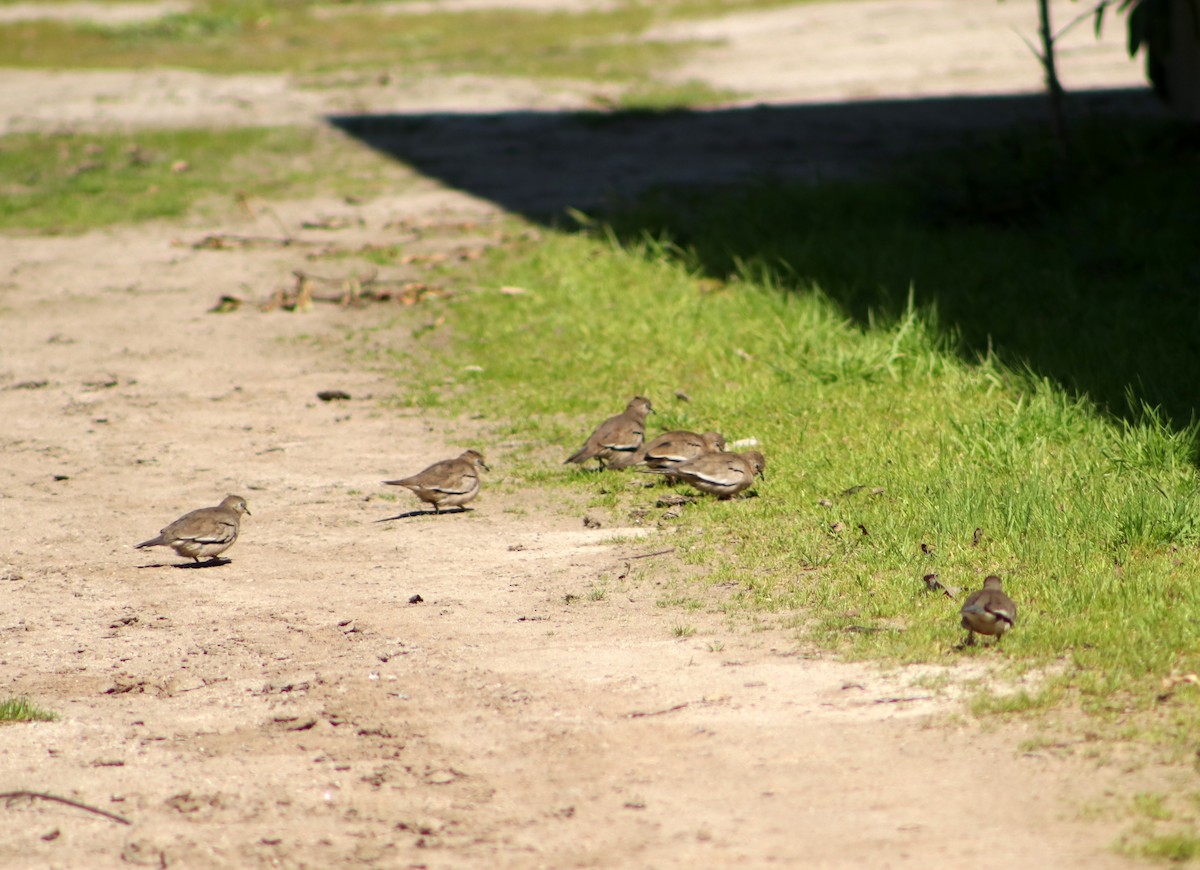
(0, 2, 1184, 868)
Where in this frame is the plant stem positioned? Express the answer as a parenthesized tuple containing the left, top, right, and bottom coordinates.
(1038, 0, 1070, 156)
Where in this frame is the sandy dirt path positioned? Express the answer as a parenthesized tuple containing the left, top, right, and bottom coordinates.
(0, 1, 1181, 867)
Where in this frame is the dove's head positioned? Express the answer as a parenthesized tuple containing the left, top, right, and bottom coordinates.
(220, 495, 251, 516)
(462, 449, 490, 472)
(628, 396, 654, 418)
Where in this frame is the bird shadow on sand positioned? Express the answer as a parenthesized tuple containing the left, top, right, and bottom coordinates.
(136, 557, 233, 569)
(375, 507, 472, 522)
(954, 641, 1007, 653)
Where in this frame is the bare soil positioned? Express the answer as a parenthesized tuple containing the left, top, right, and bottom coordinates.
(0, 2, 1181, 867)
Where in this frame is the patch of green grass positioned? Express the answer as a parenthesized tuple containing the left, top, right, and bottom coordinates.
(606, 80, 741, 112)
(0, 0, 788, 80)
(969, 685, 1065, 716)
(372, 117, 1200, 752)
(672, 624, 697, 638)
(657, 595, 705, 611)
(1135, 834, 1200, 863)
(0, 126, 407, 233)
(1133, 793, 1175, 823)
(1117, 791, 1200, 863)
(1017, 734, 1079, 755)
(0, 697, 57, 723)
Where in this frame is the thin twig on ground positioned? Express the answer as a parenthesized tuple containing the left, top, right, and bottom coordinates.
(626, 703, 689, 719)
(627, 548, 676, 561)
(0, 791, 132, 825)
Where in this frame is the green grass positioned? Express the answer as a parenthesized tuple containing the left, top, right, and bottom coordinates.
(0, 697, 57, 723)
(1118, 792, 1200, 863)
(606, 80, 740, 112)
(0, 0, 797, 82)
(1133, 793, 1175, 823)
(369, 116, 1200, 753)
(969, 685, 1066, 716)
(0, 126, 409, 233)
(1135, 834, 1200, 862)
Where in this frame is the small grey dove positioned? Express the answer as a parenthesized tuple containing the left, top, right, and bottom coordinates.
(384, 449, 488, 513)
(646, 449, 765, 499)
(135, 494, 250, 563)
(614, 429, 726, 473)
(960, 575, 1017, 645)
(564, 396, 654, 468)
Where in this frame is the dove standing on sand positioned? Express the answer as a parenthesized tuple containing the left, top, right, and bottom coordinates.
(960, 575, 1017, 645)
(647, 449, 765, 499)
(135, 495, 250, 564)
(384, 449, 488, 514)
(564, 396, 654, 469)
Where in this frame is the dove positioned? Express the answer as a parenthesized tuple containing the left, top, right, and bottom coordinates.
(613, 429, 726, 473)
(646, 449, 765, 499)
(564, 396, 654, 468)
(960, 575, 1017, 645)
(135, 495, 250, 563)
(384, 449, 488, 513)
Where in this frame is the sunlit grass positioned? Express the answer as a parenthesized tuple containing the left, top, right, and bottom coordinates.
(0, 125, 410, 232)
(0, 697, 57, 723)
(0, 0, 801, 80)
(1116, 791, 1200, 863)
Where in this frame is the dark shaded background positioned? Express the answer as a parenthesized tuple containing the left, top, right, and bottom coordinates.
(330, 89, 1158, 217)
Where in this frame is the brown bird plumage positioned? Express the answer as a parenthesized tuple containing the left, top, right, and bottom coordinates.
(960, 575, 1017, 645)
(564, 396, 654, 468)
(612, 429, 726, 473)
(647, 449, 765, 499)
(384, 449, 488, 513)
(135, 494, 250, 563)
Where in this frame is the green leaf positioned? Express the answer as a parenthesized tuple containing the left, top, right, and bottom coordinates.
(1128, 0, 1147, 55)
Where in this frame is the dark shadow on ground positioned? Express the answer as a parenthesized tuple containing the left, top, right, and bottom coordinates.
(329, 87, 1200, 426)
(375, 507, 471, 521)
(136, 557, 233, 569)
(329, 89, 1158, 219)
